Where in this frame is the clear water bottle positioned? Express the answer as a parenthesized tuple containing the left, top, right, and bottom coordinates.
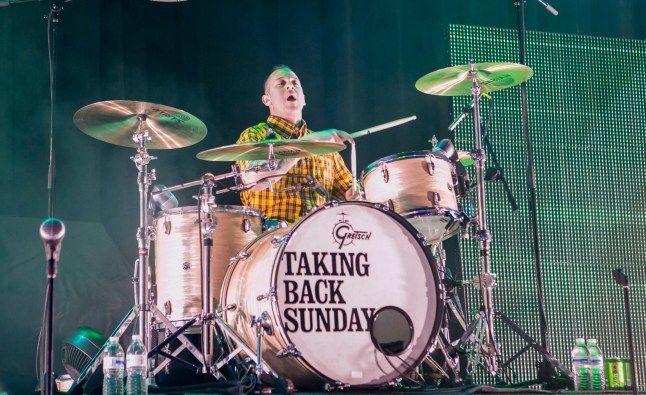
(103, 336, 124, 395)
(587, 338, 606, 390)
(126, 335, 148, 395)
(571, 337, 589, 390)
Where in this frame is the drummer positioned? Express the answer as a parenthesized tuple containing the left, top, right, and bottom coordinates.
(236, 64, 358, 223)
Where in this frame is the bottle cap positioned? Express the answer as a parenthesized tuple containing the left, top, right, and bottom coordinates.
(132, 335, 141, 340)
(587, 338, 597, 344)
(109, 336, 119, 342)
(575, 337, 585, 343)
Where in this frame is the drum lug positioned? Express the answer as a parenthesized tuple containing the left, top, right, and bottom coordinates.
(379, 160, 389, 183)
(386, 199, 395, 211)
(271, 233, 289, 247)
(163, 217, 172, 235)
(323, 381, 350, 391)
(276, 343, 302, 358)
(432, 192, 441, 205)
(426, 154, 436, 176)
(230, 251, 250, 265)
(256, 287, 276, 302)
(148, 225, 157, 241)
(242, 218, 251, 233)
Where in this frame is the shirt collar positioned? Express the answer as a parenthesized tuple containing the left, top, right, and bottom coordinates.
(267, 115, 308, 139)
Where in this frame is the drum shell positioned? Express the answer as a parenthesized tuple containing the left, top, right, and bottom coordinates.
(362, 151, 461, 242)
(154, 205, 262, 322)
(221, 201, 443, 390)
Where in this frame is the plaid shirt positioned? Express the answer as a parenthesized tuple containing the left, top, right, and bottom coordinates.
(236, 116, 353, 222)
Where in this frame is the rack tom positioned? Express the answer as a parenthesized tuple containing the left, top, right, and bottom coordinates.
(362, 151, 462, 242)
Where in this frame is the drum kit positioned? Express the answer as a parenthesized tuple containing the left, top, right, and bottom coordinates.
(71, 62, 542, 391)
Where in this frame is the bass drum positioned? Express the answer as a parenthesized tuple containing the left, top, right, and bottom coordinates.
(221, 201, 444, 390)
(154, 205, 263, 323)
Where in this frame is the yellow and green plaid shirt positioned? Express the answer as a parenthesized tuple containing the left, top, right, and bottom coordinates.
(236, 116, 353, 222)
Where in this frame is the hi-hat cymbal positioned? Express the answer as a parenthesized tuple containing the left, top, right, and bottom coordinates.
(73, 100, 207, 149)
(196, 139, 346, 161)
(415, 62, 534, 96)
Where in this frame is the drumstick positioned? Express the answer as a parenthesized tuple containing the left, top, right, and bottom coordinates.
(350, 115, 417, 139)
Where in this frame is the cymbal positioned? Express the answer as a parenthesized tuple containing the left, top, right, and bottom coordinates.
(415, 62, 534, 96)
(73, 100, 207, 149)
(196, 139, 346, 161)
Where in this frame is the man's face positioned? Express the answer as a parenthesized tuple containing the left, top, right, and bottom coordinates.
(263, 67, 306, 119)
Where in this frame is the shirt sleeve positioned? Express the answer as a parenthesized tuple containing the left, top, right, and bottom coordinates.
(329, 152, 354, 201)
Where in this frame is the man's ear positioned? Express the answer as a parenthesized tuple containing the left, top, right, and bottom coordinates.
(262, 95, 271, 106)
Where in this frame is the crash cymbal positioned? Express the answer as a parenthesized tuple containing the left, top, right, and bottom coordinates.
(196, 139, 346, 161)
(415, 62, 533, 96)
(73, 100, 207, 149)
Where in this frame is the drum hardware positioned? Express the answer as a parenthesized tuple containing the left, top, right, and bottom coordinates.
(379, 161, 389, 182)
(417, 60, 572, 388)
(415, 61, 536, 377)
(256, 288, 276, 302)
(276, 344, 301, 358)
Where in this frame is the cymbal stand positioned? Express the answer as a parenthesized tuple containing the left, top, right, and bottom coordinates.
(466, 63, 499, 375)
(131, 115, 157, 346)
(198, 175, 216, 371)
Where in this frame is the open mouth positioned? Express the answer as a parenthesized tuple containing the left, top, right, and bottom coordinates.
(287, 95, 297, 102)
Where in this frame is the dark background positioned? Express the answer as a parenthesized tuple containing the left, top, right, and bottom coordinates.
(0, 1, 644, 393)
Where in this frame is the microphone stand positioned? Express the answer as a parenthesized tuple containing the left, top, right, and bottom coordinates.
(43, 2, 64, 394)
(513, 0, 571, 388)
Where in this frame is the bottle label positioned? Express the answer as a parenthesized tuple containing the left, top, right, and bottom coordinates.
(104, 356, 124, 369)
(127, 354, 146, 368)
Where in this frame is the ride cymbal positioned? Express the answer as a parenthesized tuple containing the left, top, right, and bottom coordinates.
(196, 139, 346, 161)
(73, 100, 207, 149)
(415, 62, 534, 96)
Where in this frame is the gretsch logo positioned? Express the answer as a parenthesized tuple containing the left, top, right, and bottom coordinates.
(332, 212, 372, 249)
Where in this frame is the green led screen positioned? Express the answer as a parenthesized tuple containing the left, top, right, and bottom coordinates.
(449, 25, 646, 387)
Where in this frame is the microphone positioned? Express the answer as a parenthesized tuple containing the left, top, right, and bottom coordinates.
(305, 175, 327, 198)
(40, 218, 65, 270)
(448, 93, 491, 132)
(432, 139, 458, 162)
(535, 0, 558, 16)
(151, 184, 179, 211)
(485, 167, 502, 182)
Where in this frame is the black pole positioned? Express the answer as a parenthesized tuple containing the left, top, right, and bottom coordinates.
(45, 260, 56, 395)
(613, 268, 639, 394)
(514, 0, 551, 354)
(623, 286, 638, 395)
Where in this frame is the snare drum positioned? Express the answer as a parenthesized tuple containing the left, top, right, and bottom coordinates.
(362, 151, 462, 242)
(154, 205, 262, 322)
(221, 201, 443, 390)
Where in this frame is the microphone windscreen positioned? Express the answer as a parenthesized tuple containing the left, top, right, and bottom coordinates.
(40, 218, 66, 242)
(152, 185, 179, 211)
(432, 139, 458, 162)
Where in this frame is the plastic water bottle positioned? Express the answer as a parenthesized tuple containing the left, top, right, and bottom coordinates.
(126, 335, 148, 395)
(103, 336, 124, 395)
(571, 337, 589, 390)
(588, 338, 606, 390)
